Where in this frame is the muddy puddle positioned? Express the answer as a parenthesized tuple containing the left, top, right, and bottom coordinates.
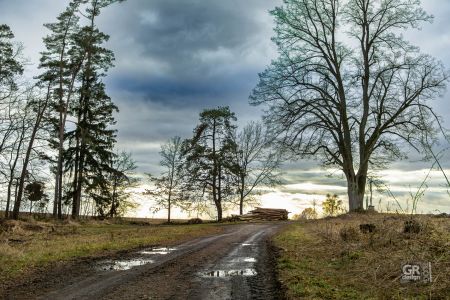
(201, 269, 257, 278)
(96, 258, 154, 271)
(95, 247, 178, 271)
(139, 247, 176, 255)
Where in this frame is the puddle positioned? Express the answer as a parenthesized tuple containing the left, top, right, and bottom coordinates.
(97, 258, 154, 271)
(241, 243, 255, 247)
(201, 269, 257, 278)
(139, 247, 176, 255)
(230, 257, 257, 263)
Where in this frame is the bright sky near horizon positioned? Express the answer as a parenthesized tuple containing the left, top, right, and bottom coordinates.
(1, 0, 449, 218)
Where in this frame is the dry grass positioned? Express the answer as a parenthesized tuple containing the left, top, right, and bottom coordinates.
(274, 213, 450, 299)
(0, 218, 223, 284)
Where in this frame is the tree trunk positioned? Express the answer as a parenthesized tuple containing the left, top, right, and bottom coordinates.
(239, 191, 244, 215)
(239, 175, 245, 215)
(53, 177, 59, 217)
(5, 177, 14, 218)
(73, 143, 85, 218)
(346, 174, 366, 211)
(13, 142, 35, 219)
(215, 201, 223, 222)
(71, 133, 80, 217)
(56, 123, 64, 219)
(167, 189, 172, 223)
(6, 149, 21, 218)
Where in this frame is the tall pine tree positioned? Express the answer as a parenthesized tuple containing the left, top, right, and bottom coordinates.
(182, 107, 239, 221)
(38, 0, 85, 219)
(67, 0, 123, 218)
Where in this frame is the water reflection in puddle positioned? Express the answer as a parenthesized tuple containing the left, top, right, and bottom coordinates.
(241, 243, 255, 247)
(201, 269, 257, 278)
(140, 247, 176, 255)
(97, 258, 154, 271)
(230, 257, 257, 263)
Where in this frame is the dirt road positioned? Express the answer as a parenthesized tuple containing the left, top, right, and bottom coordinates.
(5, 223, 285, 300)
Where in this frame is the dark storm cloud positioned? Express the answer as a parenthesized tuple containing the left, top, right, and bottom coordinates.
(94, 0, 281, 173)
(101, 0, 277, 75)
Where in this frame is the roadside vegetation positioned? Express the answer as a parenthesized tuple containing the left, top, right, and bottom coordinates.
(274, 214, 450, 299)
(0, 218, 223, 285)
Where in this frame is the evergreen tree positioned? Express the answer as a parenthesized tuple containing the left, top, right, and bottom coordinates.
(89, 151, 137, 218)
(66, 0, 123, 218)
(182, 107, 239, 221)
(0, 24, 23, 96)
(38, 0, 85, 219)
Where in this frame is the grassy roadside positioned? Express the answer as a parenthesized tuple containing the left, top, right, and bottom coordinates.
(0, 218, 223, 284)
(273, 214, 450, 299)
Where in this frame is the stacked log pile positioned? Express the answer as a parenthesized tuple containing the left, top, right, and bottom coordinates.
(234, 207, 289, 221)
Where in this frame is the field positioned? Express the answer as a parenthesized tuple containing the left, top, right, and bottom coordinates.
(274, 213, 450, 299)
(0, 217, 223, 287)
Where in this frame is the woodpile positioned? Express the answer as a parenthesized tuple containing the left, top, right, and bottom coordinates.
(233, 207, 289, 221)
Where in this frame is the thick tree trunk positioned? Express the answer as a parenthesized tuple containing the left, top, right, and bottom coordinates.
(347, 173, 367, 211)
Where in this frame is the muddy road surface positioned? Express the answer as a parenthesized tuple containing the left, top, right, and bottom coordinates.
(5, 223, 286, 300)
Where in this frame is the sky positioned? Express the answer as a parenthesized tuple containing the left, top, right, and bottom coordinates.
(1, 0, 449, 217)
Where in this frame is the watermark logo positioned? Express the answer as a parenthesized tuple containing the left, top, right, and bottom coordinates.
(401, 262, 432, 284)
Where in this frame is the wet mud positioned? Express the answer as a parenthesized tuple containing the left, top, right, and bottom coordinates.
(2, 223, 286, 300)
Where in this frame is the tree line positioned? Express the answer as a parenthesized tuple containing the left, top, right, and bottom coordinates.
(0, 0, 135, 220)
(0, 0, 282, 223)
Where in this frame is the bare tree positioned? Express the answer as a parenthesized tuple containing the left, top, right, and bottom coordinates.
(145, 137, 184, 223)
(3, 99, 29, 217)
(12, 84, 52, 219)
(234, 122, 282, 215)
(0, 24, 26, 217)
(251, 0, 448, 211)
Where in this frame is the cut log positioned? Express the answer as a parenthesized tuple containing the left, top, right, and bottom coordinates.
(230, 207, 289, 222)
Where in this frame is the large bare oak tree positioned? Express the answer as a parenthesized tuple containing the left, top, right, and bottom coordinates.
(251, 0, 448, 211)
